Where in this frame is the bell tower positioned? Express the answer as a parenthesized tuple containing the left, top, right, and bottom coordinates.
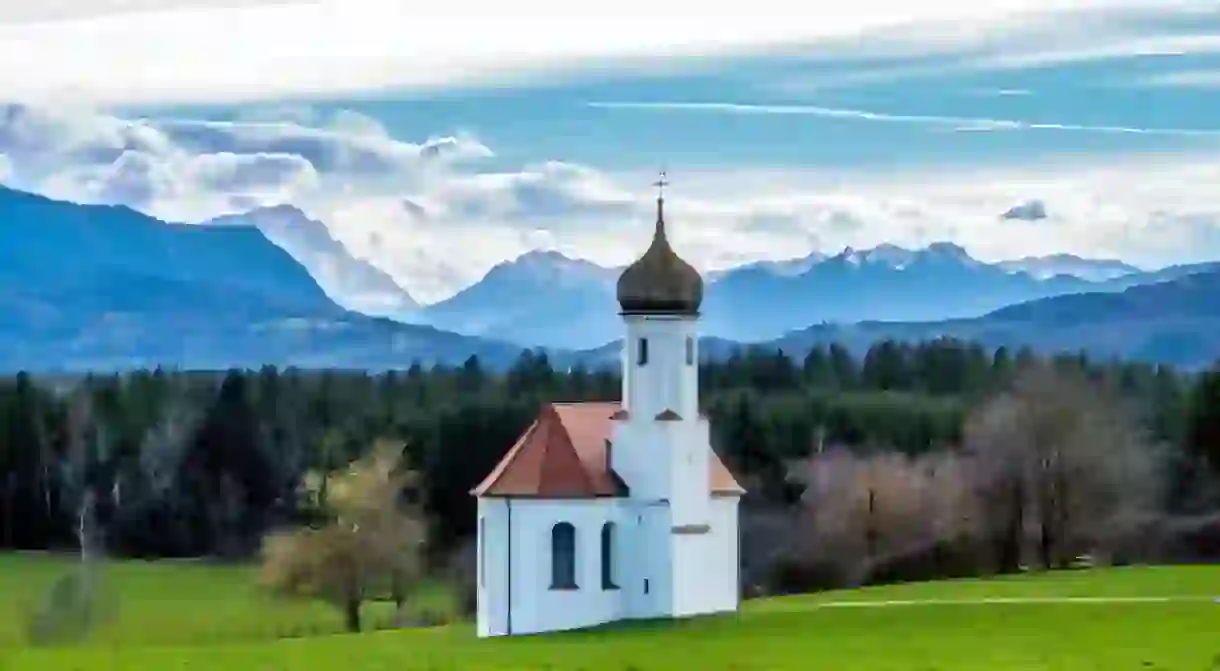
(611, 173, 709, 520)
(615, 172, 702, 423)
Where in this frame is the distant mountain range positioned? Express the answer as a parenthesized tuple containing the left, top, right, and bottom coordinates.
(1, 184, 1216, 373)
(574, 268, 1220, 371)
(768, 268, 1220, 369)
(421, 242, 1215, 348)
(995, 253, 1141, 282)
(0, 187, 525, 373)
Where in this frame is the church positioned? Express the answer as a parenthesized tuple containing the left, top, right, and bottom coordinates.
(471, 179, 746, 638)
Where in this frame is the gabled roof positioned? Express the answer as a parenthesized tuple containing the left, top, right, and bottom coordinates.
(470, 402, 745, 499)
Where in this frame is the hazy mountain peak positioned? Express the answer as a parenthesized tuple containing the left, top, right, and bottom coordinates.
(204, 207, 420, 318)
(831, 242, 978, 269)
(917, 242, 976, 267)
(491, 249, 618, 282)
(923, 241, 973, 261)
(251, 202, 307, 217)
(997, 253, 1141, 282)
(708, 250, 827, 280)
(864, 243, 916, 268)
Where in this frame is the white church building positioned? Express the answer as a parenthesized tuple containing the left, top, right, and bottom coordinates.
(471, 182, 746, 638)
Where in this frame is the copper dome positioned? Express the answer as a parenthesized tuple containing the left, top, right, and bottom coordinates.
(616, 197, 703, 315)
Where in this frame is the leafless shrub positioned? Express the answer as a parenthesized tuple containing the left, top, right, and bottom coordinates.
(775, 446, 988, 591)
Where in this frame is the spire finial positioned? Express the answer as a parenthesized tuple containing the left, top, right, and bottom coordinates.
(652, 169, 669, 224)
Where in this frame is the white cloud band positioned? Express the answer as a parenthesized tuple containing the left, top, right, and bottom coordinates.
(0, 0, 1213, 105)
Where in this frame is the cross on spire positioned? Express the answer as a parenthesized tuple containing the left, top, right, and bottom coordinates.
(653, 170, 673, 225)
(653, 169, 669, 200)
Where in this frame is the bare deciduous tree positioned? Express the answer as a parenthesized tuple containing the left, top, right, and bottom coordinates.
(798, 448, 985, 584)
(965, 365, 1165, 571)
(24, 390, 116, 646)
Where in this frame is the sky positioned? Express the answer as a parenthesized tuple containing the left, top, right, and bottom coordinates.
(1, 1, 1220, 303)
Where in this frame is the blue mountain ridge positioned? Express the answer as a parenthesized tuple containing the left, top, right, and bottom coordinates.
(572, 269, 1220, 371)
(0, 186, 530, 373)
(422, 243, 1216, 349)
(2, 185, 1216, 372)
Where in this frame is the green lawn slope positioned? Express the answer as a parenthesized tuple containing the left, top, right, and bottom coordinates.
(3, 555, 1219, 671)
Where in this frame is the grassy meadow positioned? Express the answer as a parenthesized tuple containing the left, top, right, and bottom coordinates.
(2, 554, 1219, 670)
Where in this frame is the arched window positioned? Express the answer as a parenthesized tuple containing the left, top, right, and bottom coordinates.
(637, 338, 649, 366)
(550, 522, 577, 589)
(601, 522, 618, 590)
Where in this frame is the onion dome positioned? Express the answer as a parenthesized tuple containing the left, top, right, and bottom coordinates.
(616, 194, 703, 316)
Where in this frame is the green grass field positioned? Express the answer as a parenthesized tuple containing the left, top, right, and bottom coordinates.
(2, 554, 1219, 670)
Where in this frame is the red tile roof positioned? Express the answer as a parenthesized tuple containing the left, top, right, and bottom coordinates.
(470, 402, 745, 498)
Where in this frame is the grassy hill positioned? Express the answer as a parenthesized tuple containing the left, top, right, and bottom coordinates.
(2, 555, 1219, 670)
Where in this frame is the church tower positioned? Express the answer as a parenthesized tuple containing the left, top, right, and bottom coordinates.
(615, 174, 703, 425)
(611, 173, 727, 618)
(611, 176, 717, 619)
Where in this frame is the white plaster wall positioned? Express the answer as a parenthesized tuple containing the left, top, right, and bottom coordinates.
(667, 418, 711, 527)
(621, 315, 698, 420)
(475, 498, 509, 637)
(621, 502, 672, 620)
(708, 496, 742, 612)
(671, 496, 740, 617)
(486, 499, 630, 636)
(611, 420, 670, 501)
(612, 398, 713, 516)
(476, 495, 738, 636)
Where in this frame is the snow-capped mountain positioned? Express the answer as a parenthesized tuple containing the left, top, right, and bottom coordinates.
(421, 250, 623, 349)
(421, 242, 1117, 346)
(707, 251, 828, 282)
(698, 242, 1099, 341)
(205, 205, 421, 321)
(996, 254, 1142, 282)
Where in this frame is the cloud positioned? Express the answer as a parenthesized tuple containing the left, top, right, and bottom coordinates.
(1001, 199, 1049, 221)
(1135, 70, 1220, 89)
(0, 0, 260, 24)
(0, 1, 1210, 105)
(585, 101, 1220, 137)
(439, 162, 635, 222)
(4, 103, 1220, 305)
(0, 103, 644, 302)
(767, 16, 1220, 95)
(0, 104, 490, 220)
(149, 115, 490, 180)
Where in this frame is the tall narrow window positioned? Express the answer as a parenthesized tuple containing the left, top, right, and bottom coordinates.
(685, 336, 694, 365)
(637, 337, 649, 366)
(601, 522, 618, 590)
(550, 522, 577, 589)
(479, 517, 486, 587)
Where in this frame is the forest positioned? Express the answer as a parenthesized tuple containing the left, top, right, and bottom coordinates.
(1, 338, 1219, 598)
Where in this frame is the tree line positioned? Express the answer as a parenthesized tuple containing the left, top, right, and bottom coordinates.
(1, 339, 1218, 585)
